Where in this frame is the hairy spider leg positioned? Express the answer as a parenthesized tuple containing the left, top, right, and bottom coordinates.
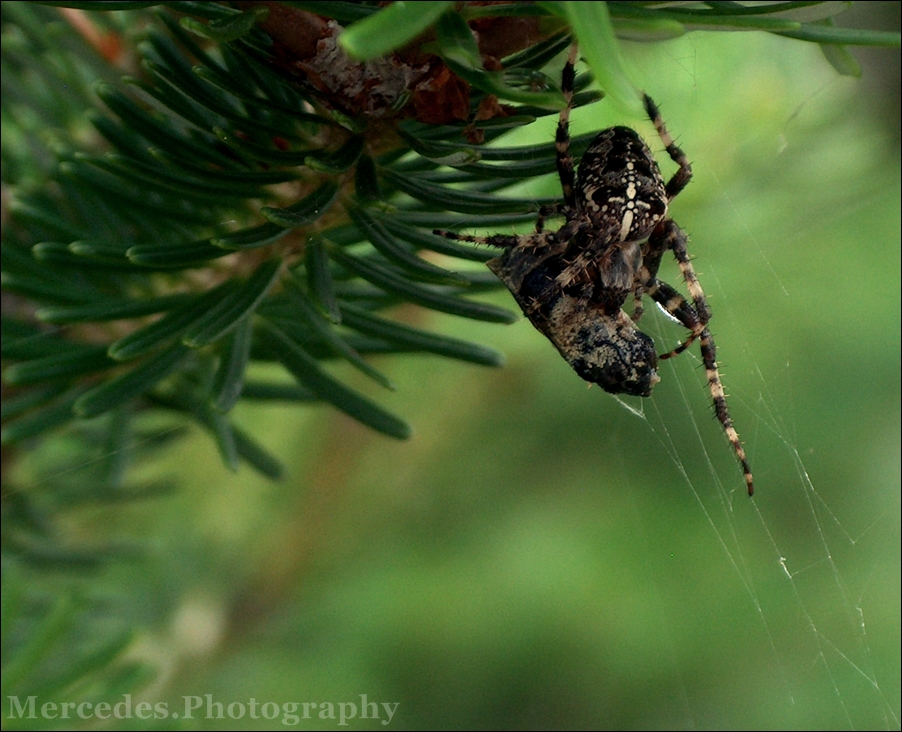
(643, 95, 709, 351)
(555, 43, 580, 209)
(431, 229, 545, 250)
(644, 279, 700, 330)
(535, 203, 569, 234)
(436, 42, 579, 245)
(638, 96, 709, 355)
(630, 95, 693, 324)
(644, 94, 693, 200)
(638, 94, 754, 494)
(645, 219, 711, 358)
(644, 220, 754, 495)
(700, 330, 755, 495)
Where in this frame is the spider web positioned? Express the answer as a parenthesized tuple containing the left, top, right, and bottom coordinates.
(599, 140, 900, 731)
(612, 346, 898, 728)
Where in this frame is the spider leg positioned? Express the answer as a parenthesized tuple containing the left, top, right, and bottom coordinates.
(632, 218, 670, 324)
(648, 280, 753, 494)
(634, 234, 755, 495)
(631, 281, 647, 323)
(643, 94, 692, 201)
(431, 229, 527, 250)
(434, 44, 577, 257)
(645, 277, 709, 366)
(555, 44, 579, 209)
(645, 279, 700, 336)
(536, 203, 568, 233)
(649, 219, 712, 355)
(700, 328, 754, 496)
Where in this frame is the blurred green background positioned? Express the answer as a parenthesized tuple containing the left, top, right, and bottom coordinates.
(15, 17, 901, 732)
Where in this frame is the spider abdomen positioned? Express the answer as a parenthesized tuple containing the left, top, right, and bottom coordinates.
(487, 246, 659, 397)
(576, 127, 668, 244)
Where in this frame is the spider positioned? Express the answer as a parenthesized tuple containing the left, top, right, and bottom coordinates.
(434, 45, 754, 495)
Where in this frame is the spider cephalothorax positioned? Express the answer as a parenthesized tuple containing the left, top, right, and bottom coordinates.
(434, 45, 754, 495)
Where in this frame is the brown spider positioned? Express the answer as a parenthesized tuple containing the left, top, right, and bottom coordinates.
(434, 45, 754, 495)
